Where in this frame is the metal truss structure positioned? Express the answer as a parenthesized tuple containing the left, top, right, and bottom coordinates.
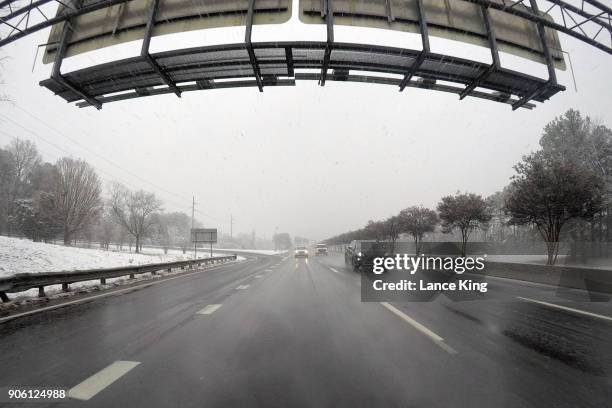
(1, 0, 611, 109)
(38, 41, 563, 109)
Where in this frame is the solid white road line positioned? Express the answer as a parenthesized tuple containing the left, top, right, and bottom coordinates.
(434, 340, 459, 355)
(517, 296, 612, 322)
(481, 274, 558, 288)
(197, 304, 222, 315)
(236, 284, 250, 290)
(69, 361, 140, 401)
(380, 302, 457, 354)
(329, 267, 342, 275)
(0, 262, 234, 324)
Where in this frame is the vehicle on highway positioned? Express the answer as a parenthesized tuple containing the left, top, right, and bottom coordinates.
(315, 243, 328, 256)
(294, 246, 308, 258)
(345, 240, 390, 271)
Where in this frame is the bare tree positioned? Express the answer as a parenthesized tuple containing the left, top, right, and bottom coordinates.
(152, 213, 171, 254)
(110, 183, 162, 253)
(505, 152, 604, 265)
(0, 54, 10, 103)
(8, 138, 41, 190)
(3, 139, 41, 234)
(539, 109, 612, 242)
(382, 216, 402, 254)
(398, 206, 438, 255)
(438, 192, 491, 257)
(0, 147, 12, 234)
(485, 191, 513, 242)
(365, 220, 386, 242)
(96, 206, 117, 250)
(153, 212, 191, 253)
(52, 157, 102, 245)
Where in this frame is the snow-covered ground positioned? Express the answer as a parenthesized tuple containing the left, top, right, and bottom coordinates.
(0, 236, 245, 304)
(0, 236, 228, 277)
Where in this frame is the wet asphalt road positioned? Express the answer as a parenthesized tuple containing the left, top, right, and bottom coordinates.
(0, 252, 611, 407)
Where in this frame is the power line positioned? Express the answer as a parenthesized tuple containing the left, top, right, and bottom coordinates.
(0, 124, 159, 204)
(0, 111, 227, 225)
(0, 114, 192, 214)
(0, 129, 65, 165)
(10, 105, 228, 223)
(14, 104, 193, 202)
(0, 126, 224, 233)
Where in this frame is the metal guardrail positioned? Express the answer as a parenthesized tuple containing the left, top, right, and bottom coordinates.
(0, 255, 237, 302)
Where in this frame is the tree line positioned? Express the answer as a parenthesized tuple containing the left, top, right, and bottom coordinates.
(324, 109, 612, 265)
(0, 139, 196, 253)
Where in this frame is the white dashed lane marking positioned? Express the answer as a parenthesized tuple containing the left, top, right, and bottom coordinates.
(236, 284, 250, 290)
(69, 361, 140, 401)
(197, 304, 222, 315)
(380, 302, 457, 355)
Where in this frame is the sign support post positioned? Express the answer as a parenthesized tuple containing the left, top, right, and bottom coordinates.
(191, 228, 218, 261)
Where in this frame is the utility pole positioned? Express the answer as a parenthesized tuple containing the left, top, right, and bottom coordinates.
(192, 196, 196, 259)
(230, 215, 234, 241)
(274, 226, 278, 251)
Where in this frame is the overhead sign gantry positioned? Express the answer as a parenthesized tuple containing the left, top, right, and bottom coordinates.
(0, 0, 610, 109)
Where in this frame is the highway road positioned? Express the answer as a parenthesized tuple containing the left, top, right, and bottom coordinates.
(0, 252, 611, 407)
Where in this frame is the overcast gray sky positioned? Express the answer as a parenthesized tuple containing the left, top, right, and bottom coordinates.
(1, 1, 611, 241)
